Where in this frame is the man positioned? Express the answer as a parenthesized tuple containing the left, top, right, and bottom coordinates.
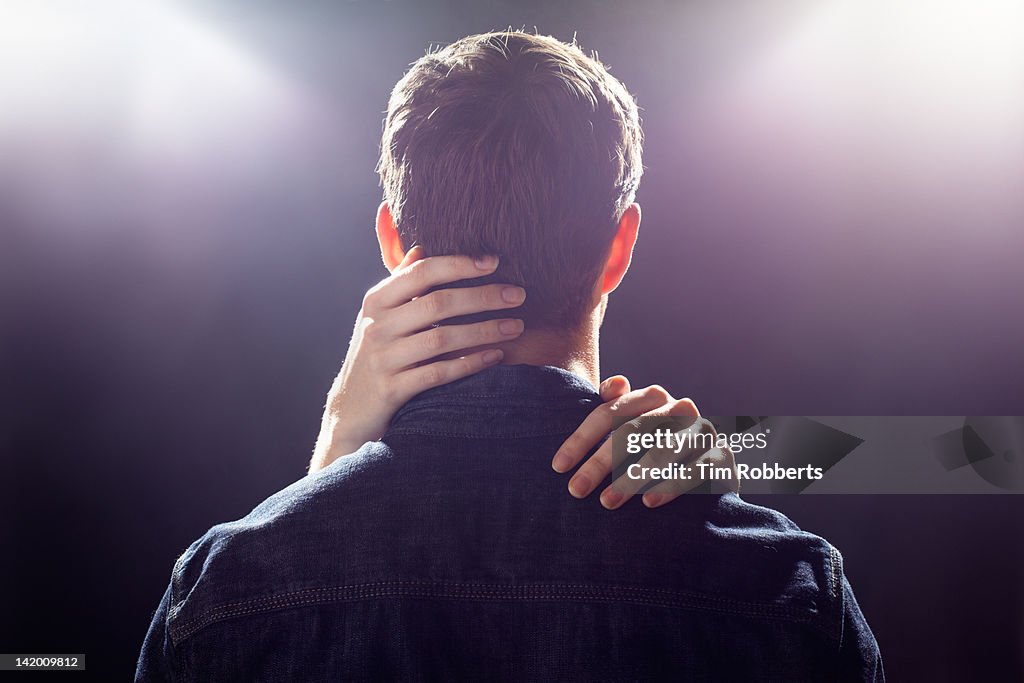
(137, 31, 883, 680)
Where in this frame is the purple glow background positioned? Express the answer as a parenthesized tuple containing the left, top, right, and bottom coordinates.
(2, 0, 1023, 679)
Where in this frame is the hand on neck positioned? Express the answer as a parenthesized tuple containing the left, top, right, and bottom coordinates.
(434, 311, 601, 388)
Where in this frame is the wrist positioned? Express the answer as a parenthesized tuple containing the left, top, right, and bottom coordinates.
(309, 415, 365, 473)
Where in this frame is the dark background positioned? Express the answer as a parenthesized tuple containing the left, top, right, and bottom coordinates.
(2, 0, 1023, 679)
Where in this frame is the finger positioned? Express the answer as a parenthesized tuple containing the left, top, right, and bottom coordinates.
(668, 397, 700, 419)
(397, 245, 426, 270)
(567, 439, 614, 499)
(385, 318, 525, 370)
(552, 384, 673, 475)
(599, 375, 631, 402)
(389, 284, 526, 335)
(641, 445, 737, 508)
(564, 385, 680, 497)
(636, 471, 706, 508)
(366, 254, 500, 311)
(553, 409, 614, 475)
(598, 417, 712, 507)
(391, 348, 505, 402)
(599, 410, 709, 509)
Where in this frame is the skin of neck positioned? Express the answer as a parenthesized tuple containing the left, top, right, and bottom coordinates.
(439, 296, 607, 388)
(497, 297, 605, 387)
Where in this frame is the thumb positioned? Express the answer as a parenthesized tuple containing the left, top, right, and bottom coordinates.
(599, 375, 631, 401)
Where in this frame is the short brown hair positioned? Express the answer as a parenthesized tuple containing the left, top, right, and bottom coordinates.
(378, 31, 643, 329)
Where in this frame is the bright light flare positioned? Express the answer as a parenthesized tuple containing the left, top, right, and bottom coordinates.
(695, 0, 1024, 247)
(0, 0, 297, 154)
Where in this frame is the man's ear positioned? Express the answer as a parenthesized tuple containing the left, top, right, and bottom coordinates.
(375, 201, 406, 273)
(600, 203, 641, 295)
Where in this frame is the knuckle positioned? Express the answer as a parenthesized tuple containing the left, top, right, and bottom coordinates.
(575, 459, 597, 479)
(565, 430, 588, 452)
(667, 397, 700, 419)
(361, 319, 383, 343)
(593, 403, 617, 429)
(590, 447, 612, 469)
(638, 385, 671, 405)
(695, 417, 717, 436)
(423, 291, 447, 317)
(421, 365, 444, 388)
(405, 260, 428, 287)
(361, 287, 382, 312)
(645, 384, 671, 402)
(606, 396, 632, 419)
(485, 320, 505, 342)
(425, 327, 448, 351)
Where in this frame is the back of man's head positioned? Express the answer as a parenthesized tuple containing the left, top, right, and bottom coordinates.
(378, 31, 643, 329)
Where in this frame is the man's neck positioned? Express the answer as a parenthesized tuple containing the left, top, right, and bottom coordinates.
(435, 308, 603, 388)
(495, 323, 599, 388)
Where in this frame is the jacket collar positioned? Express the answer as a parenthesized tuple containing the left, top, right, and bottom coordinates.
(387, 364, 600, 438)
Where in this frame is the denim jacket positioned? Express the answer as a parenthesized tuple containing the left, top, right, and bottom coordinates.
(137, 364, 883, 681)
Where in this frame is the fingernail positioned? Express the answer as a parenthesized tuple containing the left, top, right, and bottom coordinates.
(501, 286, 526, 304)
(498, 319, 524, 335)
(482, 349, 503, 364)
(643, 493, 665, 508)
(475, 255, 498, 270)
(551, 452, 572, 473)
(600, 487, 625, 510)
(568, 474, 591, 498)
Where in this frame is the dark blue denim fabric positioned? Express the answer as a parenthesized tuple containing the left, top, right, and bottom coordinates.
(137, 364, 883, 681)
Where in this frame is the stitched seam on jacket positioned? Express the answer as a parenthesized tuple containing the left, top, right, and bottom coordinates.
(829, 544, 844, 644)
(169, 581, 825, 645)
